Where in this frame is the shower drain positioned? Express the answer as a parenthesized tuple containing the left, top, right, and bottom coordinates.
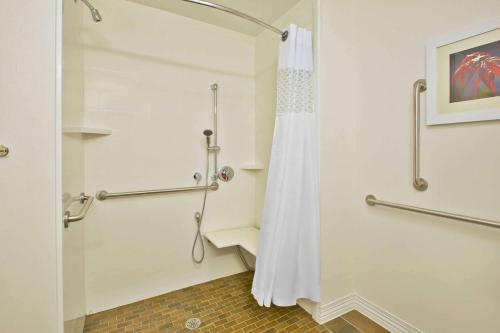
(185, 317, 202, 330)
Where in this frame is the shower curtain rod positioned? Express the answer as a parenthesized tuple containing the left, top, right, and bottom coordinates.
(180, 0, 289, 41)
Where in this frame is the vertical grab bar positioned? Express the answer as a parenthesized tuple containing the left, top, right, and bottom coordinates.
(413, 79, 428, 191)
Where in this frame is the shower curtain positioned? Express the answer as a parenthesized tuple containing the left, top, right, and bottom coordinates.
(252, 25, 320, 307)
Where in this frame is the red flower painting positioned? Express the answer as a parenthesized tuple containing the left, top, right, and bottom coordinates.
(450, 40, 500, 103)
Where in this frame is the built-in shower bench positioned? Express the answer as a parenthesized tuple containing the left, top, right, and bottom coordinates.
(204, 226, 259, 257)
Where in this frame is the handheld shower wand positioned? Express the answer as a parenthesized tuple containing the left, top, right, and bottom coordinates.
(203, 129, 231, 181)
(204, 128, 220, 153)
(192, 129, 214, 263)
(203, 129, 213, 147)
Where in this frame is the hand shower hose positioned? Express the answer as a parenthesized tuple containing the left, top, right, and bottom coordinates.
(191, 147, 210, 263)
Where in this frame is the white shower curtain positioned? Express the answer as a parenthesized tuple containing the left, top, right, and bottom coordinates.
(252, 25, 320, 307)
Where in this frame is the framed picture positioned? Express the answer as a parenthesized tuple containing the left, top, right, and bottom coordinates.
(426, 19, 500, 125)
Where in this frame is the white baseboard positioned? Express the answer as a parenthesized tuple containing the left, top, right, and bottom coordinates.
(297, 298, 319, 315)
(64, 316, 85, 333)
(314, 293, 358, 323)
(315, 294, 422, 333)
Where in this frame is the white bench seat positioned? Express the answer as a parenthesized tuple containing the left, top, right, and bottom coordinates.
(204, 226, 259, 256)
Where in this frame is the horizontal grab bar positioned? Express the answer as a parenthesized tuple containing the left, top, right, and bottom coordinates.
(96, 182, 219, 201)
(365, 194, 500, 229)
(64, 193, 94, 228)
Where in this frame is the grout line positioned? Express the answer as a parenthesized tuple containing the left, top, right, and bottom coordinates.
(321, 320, 334, 332)
(340, 315, 365, 333)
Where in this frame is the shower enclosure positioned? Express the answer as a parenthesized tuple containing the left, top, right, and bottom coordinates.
(61, 0, 316, 331)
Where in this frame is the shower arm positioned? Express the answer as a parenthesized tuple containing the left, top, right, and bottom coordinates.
(179, 0, 288, 41)
(75, 0, 102, 22)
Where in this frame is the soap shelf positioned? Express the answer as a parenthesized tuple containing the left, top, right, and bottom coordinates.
(63, 126, 112, 135)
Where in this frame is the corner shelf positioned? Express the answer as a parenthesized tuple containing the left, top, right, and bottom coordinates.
(63, 126, 112, 136)
(240, 163, 265, 171)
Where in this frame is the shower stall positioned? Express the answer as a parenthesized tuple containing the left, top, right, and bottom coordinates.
(62, 0, 316, 331)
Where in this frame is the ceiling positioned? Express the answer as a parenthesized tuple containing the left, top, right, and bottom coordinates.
(127, 0, 302, 36)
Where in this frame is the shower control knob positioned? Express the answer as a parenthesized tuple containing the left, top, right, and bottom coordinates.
(193, 172, 202, 184)
(217, 166, 234, 182)
(0, 145, 9, 157)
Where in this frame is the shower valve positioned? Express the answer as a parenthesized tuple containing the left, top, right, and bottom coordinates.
(0, 145, 9, 157)
(193, 172, 202, 184)
(217, 166, 234, 182)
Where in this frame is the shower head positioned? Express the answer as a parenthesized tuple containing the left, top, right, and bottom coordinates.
(203, 129, 213, 146)
(76, 0, 102, 22)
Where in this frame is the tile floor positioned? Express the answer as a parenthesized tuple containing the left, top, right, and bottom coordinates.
(324, 311, 389, 333)
(83, 272, 387, 333)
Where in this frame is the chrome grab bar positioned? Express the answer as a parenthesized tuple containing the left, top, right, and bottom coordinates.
(64, 193, 94, 228)
(366, 194, 500, 229)
(413, 79, 428, 191)
(96, 182, 219, 201)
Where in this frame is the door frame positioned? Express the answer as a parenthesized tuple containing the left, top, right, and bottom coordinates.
(56, 0, 64, 331)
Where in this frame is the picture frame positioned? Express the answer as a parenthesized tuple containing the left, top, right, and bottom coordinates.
(426, 19, 500, 125)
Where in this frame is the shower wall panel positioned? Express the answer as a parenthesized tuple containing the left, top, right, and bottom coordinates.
(81, 0, 256, 314)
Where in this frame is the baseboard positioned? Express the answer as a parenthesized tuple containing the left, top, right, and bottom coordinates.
(64, 316, 85, 333)
(314, 293, 358, 323)
(315, 294, 422, 333)
(297, 298, 319, 315)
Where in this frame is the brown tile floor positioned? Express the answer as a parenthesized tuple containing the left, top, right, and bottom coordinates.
(83, 271, 388, 333)
(324, 311, 389, 333)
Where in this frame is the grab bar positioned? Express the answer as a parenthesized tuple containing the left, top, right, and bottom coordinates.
(64, 193, 94, 228)
(96, 182, 219, 201)
(413, 79, 428, 191)
(366, 194, 500, 229)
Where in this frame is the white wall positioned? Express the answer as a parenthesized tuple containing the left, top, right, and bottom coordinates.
(0, 1, 62, 332)
(254, 0, 315, 225)
(62, 0, 87, 321)
(81, 0, 256, 313)
(319, 1, 500, 332)
(318, 0, 360, 304)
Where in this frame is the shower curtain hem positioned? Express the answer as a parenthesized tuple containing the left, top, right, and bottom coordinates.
(251, 290, 320, 308)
